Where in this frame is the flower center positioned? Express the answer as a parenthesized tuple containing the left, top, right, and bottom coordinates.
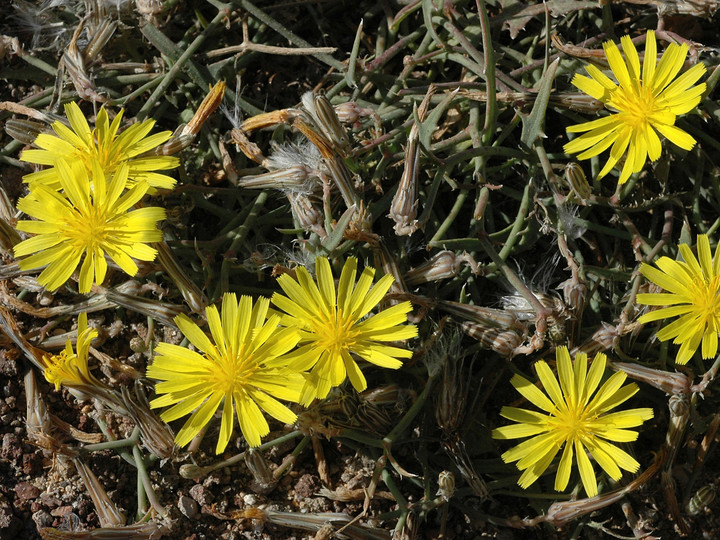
(693, 275, 720, 325)
(77, 131, 120, 176)
(62, 204, 111, 252)
(550, 404, 595, 443)
(613, 84, 657, 129)
(205, 343, 260, 396)
(315, 308, 358, 355)
(43, 351, 78, 389)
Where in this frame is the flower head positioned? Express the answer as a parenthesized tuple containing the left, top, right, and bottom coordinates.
(41, 313, 98, 391)
(14, 158, 166, 293)
(39, 313, 127, 408)
(637, 234, 720, 364)
(271, 257, 417, 405)
(564, 30, 706, 184)
(21, 102, 179, 190)
(492, 347, 653, 497)
(147, 294, 303, 453)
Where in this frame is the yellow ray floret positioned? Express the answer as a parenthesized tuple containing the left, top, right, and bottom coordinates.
(41, 313, 98, 390)
(271, 257, 417, 405)
(14, 158, 165, 293)
(147, 294, 303, 453)
(564, 30, 706, 184)
(21, 102, 179, 190)
(492, 347, 653, 497)
(637, 234, 720, 364)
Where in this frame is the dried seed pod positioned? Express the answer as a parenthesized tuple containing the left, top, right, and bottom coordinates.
(687, 485, 715, 516)
(245, 449, 278, 494)
(287, 192, 325, 237)
(550, 92, 604, 113)
(334, 100, 382, 133)
(238, 166, 314, 190)
(564, 162, 591, 201)
(40, 521, 163, 539)
(502, 291, 565, 321)
(389, 113, 420, 236)
(240, 108, 301, 133)
(436, 471, 455, 501)
(231, 128, 265, 164)
(183, 81, 226, 137)
(83, 20, 118, 64)
(293, 117, 363, 213)
(666, 394, 690, 465)
(121, 384, 176, 460)
(61, 19, 116, 103)
(4, 118, 44, 145)
(572, 321, 642, 357)
(301, 92, 351, 157)
(613, 361, 691, 396)
(405, 251, 458, 285)
(558, 275, 587, 319)
(72, 457, 126, 528)
(373, 239, 407, 300)
(151, 82, 226, 156)
(461, 322, 525, 358)
(154, 240, 209, 315)
(179, 463, 212, 480)
(24, 370, 60, 457)
(405, 250, 482, 286)
(438, 299, 526, 333)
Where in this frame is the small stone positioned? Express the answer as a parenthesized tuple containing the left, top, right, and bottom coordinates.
(243, 494, 259, 507)
(15, 482, 40, 501)
(178, 495, 198, 519)
(294, 474, 318, 501)
(189, 484, 212, 506)
(0, 495, 20, 533)
(22, 453, 42, 475)
(76, 498, 93, 518)
(0, 351, 19, 377)
(40, 494, 61, 508)
(32, 510, 53, 529)
(50, 505, 74, 517)
(1, 433, 21, 461)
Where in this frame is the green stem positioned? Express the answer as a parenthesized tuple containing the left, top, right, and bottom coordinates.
(180, 430, 303, 479)
(137, 6, 229, 120)
(133, 445, 167, 518)
(216, 191, 269, 298)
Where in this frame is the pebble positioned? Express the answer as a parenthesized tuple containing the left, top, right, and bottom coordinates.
(0, 495, 20, 533)
(14, 482, 39, 501)
(51, 505, 74, 517)
(32, 510, 53, 529)
(178, 495, 198, 519)
(189, 484, 212, 506)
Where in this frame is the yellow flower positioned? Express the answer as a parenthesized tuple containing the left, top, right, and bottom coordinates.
(147, 294, 303, 453)
(637, 234, 720, 364)
(14, 158, 165, 293)
(21, 102, 179, 190)
(492, 347, 653, 497)
(39, 312, 123, 407)
(271, 257, 417, 405)
(564, 30, 706, 184)
(41, 312, 98, 390)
